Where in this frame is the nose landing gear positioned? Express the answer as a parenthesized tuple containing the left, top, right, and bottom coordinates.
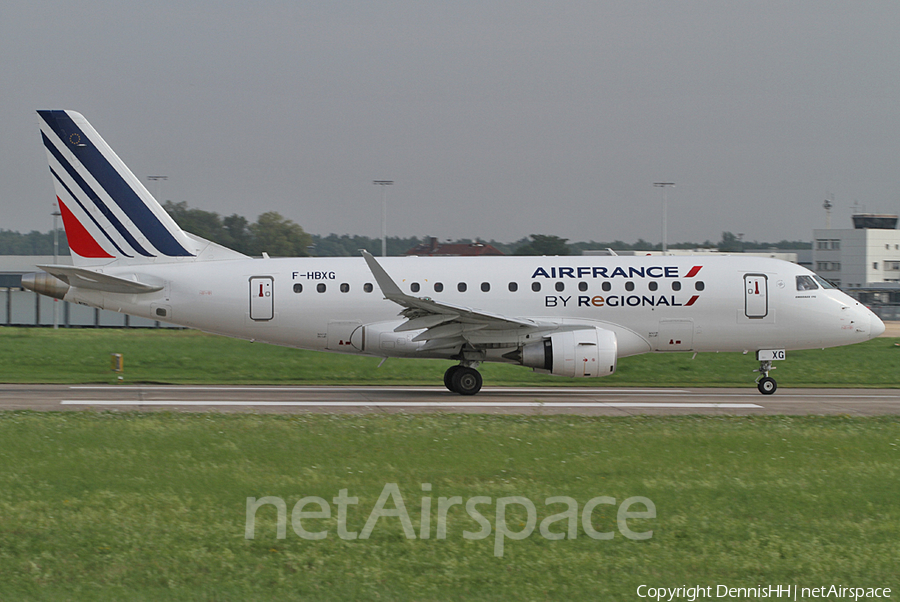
(753, 350, 785, 395)
(754, 359, 777, 395)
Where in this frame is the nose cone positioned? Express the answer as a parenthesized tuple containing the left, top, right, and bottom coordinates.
(869, 312, 886, 338)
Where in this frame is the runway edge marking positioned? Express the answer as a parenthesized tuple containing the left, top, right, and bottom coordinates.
(60, 400, 764, 409)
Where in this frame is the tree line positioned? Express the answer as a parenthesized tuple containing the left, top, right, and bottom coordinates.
(0, 201, 810, 256)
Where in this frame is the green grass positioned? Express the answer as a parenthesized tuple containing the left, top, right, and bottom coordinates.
(0, 412, 898, 600)
(0, 327, 898, 387)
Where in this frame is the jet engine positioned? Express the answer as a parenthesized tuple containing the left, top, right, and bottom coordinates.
(519, 328, 617, 377)
(21, 272, 69, 300)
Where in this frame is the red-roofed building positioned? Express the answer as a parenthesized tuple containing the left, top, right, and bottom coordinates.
(404, 237, 505, 257)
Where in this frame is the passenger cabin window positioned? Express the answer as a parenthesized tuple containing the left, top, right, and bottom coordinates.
(508, 282, 518, 292)
(672, 281, 681, 291)
(481, 282, 490, 292)
(695, 281, 705, 291)
(364, 283, 374, 293)
(434, 282, 444, 293)
(578, 282, 588, 292)
(625, 281, 635, 292)
(293, 283, 303, 293)
(410, 282, 420, 293)
(796, 275, 818, 291)
(648, 281, 658, 291)
(458, 282, 467, 292)
(532, 282, 541, 292)
(555, 282, 564, 292)
(340, 283, 350, 293)
(317, 283, 326, 293)
(601, 282, 611, 292)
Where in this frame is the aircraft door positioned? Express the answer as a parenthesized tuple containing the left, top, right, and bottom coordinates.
(249, 276, 274, 321)
(744, 274, 768, 319)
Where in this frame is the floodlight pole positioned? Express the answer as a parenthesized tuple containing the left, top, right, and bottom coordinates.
(147, 175, 168, 201)
(653, 182, 675, 254)
(373, 180, 394, 257)
(52, 206, 61, 330)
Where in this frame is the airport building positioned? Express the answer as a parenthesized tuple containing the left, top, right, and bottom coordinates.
(812, 214, 900, 289)
(404, 238, 505, 256)
(812, 214, 900, 316)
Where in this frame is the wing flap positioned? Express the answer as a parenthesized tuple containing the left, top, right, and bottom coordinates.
(411, 322, 488, 342)
(419, 336, 469, 352)
(394, 313, 459, 332)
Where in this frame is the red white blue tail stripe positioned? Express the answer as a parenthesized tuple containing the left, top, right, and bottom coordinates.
(38, 110, 194, 264)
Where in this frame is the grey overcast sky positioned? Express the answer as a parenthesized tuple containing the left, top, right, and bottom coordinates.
(2, 1, 899, 245)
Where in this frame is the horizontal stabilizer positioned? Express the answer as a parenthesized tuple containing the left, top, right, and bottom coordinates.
(37, 264, 164, 294)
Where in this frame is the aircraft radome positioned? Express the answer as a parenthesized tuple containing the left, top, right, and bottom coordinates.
(23, 110, 885, 396)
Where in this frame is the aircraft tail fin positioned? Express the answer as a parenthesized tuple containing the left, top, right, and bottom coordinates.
(37, 110, 206, 266)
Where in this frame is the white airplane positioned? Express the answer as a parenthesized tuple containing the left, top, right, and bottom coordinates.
(23, 110, 885, 396)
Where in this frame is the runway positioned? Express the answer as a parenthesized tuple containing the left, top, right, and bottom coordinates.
(1, 384, 900, 415)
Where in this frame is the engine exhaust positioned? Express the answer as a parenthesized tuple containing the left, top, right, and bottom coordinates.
(21, 272, 70, 300)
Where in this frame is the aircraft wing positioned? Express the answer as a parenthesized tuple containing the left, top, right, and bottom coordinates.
(37, 265, 164, 294)
(362, 251, 544, 351)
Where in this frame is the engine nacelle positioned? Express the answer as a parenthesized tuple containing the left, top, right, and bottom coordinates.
(521, 328, 617, 377)
(21, 272, 69, 300)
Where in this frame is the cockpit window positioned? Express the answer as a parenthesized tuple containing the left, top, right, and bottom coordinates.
(813, 275, 836, 289)
(796, 275, 818, 291)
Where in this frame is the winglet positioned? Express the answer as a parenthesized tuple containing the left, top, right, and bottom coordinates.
(361, 250, 405, 300)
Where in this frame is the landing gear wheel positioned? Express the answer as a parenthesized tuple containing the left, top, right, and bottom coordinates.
(451, 367, 483, 396)
(757, 377, 777, 395)
(443, 366, 462, 393)
(754, 358, 777, 395)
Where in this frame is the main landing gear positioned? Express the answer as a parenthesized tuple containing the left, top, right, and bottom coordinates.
(755, 359, 777, 395)
(443, 363, 483, 396)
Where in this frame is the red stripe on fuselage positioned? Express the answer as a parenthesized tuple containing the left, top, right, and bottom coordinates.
(685, 266, 702, 278)
(685, 295, 699, 306)
(57, 198, 113, 258)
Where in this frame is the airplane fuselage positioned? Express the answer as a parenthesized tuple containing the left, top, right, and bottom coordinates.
(61, 255, 878, 363)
